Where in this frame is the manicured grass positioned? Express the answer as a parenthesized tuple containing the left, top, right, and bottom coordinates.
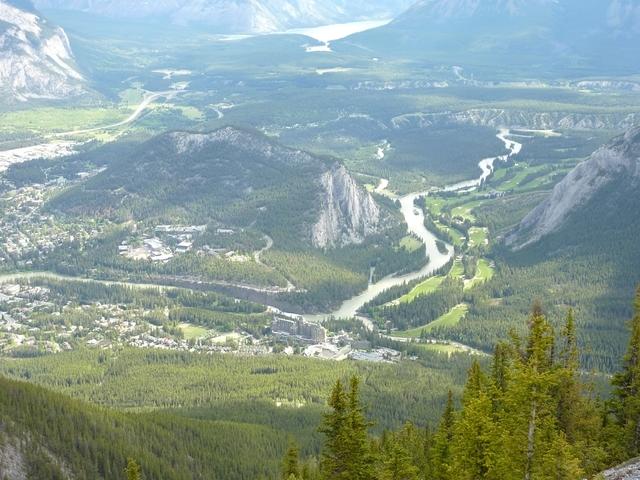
(424, 197, 446, 216)
(468, 227, 489, 247)
(398, 275, 445, 303)
(180, 323, 211, 340)
(449, 258, 465, 278)
(451, 200, 483, 222)
(491, 168, 508, 182)
(434, 220, 466, 246)
(497, 165, 547, 191)
(465, 259, 495, 290)
(392, 304, 469, 338)
(426, 304, 469, 331)
(416, 343, 467, 355)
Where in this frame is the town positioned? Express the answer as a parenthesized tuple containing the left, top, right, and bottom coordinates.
(0, 279, 404, 363)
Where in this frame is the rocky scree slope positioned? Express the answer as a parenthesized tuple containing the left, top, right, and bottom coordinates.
(508, 126, 640, 249)
(48, 127, 381, 248)
(0, 0, 85, 102)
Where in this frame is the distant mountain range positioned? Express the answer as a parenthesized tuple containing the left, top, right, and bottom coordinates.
(0, 0, 85, 102)
(32, 0, 414, 33)
(341, 0, 640, 76)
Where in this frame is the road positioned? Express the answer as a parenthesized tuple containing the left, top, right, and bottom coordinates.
(51, 90, 180, 138)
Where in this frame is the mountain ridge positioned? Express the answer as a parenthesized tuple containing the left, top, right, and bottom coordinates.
(508, 126, 640, 249)
(340, 0, 640, 76)
(32, 0, 414, 33)
(49, 126, 382, 249)
(0, 0, 86, 102)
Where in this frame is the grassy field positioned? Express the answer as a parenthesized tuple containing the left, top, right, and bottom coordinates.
(0, 106, 129, 135)
(424, 196, 446, 216)
(179, 323, 212, 340)
(416, 342, 469, 355)
(465, 259, 495, 290)
(400, 235, 423, 252)
(397, 275, 445, 303)
(392, 303, 469, 338)
(468, 227, 489, 247)
(435, 219, 466, 246)
(451, 200, 484, 222)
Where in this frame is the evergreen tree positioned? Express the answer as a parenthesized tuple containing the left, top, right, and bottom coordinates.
(320, 379, 349, 479)
(430, 390, 455, 480)
(319, 377, 374, 480)
(490, 306, 582, 480)
(557, 310, 608, 474)
(450, 360, 494, 479)
(611, 286, 640, 457)
(491, 342, 510, 396)
(557, 309, 580, 441)
(378, 439, 419, 480)
(283, 441, 301, 479)
(125, 458, 142, 480)
(345, 377, 375, 480)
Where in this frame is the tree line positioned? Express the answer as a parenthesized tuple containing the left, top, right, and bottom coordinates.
(284, 287, 640, 479)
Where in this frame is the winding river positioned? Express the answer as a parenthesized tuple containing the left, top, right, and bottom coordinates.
(0, 128, 524, 328)
(305, 128, 523, 324)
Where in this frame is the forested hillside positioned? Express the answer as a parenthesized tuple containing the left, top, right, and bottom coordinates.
(283, 288, 640, 480)
(1, 289, 639, 479)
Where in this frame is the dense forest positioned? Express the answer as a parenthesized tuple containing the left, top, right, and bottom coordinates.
(444, 177, 640, 373)
(282, 287, 640, 480)
(1, 289, 638, 479)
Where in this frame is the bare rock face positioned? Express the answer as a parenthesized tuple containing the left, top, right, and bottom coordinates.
(32, 0, 413, 33)
(0, 0, 85, 102)
(391, 109, 640, 132)
(508, 126, 640, 249)
(601, 458, 640, 480)
(312, 163, 380, 248)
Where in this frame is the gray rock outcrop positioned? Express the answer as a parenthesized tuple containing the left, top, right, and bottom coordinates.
(507, 126, 640, 248)
(0, 0, 85, 102)
(602, 457, 640, 480)
(312, 163, 381, 248)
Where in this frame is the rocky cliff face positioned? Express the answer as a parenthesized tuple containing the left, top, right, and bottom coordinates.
(32, 0, 412, 33)
(601, 457, 640, 480)
(312, 163, 380, 248)
(0, 0, 85, 102)
(507, 126, 640, 248)
(391, 109, 640, 132)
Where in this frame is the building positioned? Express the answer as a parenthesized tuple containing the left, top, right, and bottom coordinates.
(144, 238, 164, 251)
(176, 240, 193, 253)
(271, 314, 326, 343)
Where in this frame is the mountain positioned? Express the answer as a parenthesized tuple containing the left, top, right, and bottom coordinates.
(49, 127, 382, 249)
(32, 0, 413, 33)
(0, 0, 85, 102)
(340, 0, 640, 76)
(508, 126, 640, 249)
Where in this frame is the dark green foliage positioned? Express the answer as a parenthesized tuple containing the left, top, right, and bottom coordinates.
(319, 377, 374, 480)
(309, 303, 640, 479)
(610, 287, 640, 459)
(282, 442, 301, 479)
(0, 375, 288, 479)
(369, 277, 464, 331)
